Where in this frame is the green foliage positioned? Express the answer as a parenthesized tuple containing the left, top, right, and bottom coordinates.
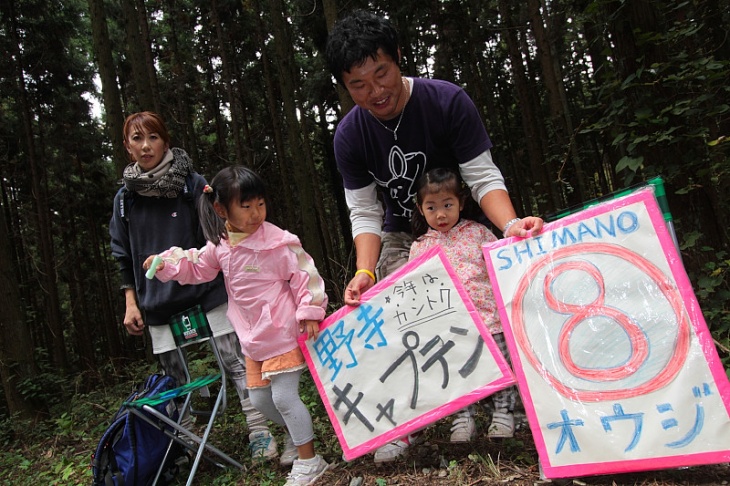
(585, 33, 729, 186)
(467, 452, 501, 478)
(691, 249, 730, 365)
(16, 368, 67, 409)
(3, 0, 730, 404)
(0, 360, 338, 485)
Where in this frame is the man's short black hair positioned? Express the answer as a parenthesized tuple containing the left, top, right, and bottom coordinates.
(325, 10, 400, 87)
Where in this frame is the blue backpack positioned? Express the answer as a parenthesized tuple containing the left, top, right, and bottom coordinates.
(91, 373, 184, 486)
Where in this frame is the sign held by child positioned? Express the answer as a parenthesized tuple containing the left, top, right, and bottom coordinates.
(300, 246, 516, 461)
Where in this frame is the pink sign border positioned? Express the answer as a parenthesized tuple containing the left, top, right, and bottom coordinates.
(483, 187, 730, 478)
(300, 245, 516, 460)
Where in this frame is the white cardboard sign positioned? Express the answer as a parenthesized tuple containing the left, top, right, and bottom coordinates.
(301, 245, 515, 460)
(483, 188, 730, 478)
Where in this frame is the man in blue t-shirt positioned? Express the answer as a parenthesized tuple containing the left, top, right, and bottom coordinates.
(325, 9, 543, 462)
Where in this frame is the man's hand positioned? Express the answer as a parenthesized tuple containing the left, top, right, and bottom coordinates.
(344, 271, 375, 306)
(506, 216, 544, 238)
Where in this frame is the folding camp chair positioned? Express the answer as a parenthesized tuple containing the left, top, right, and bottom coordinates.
(124, 304, 244, 485)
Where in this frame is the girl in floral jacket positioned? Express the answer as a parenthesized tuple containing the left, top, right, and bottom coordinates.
(410, 167, 518, 441)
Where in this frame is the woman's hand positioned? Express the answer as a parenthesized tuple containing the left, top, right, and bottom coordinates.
(124, 303, 145, 336)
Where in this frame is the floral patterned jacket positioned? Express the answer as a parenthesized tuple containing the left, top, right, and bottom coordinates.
(409, 219, 502, 334)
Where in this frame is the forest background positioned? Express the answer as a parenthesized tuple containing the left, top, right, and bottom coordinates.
(1, 0, 729, 484)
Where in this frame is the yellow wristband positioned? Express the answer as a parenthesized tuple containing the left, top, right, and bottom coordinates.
(355, 268, 376, 282)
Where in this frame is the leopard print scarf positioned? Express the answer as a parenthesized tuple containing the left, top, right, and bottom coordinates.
(122, 147, 193, 198)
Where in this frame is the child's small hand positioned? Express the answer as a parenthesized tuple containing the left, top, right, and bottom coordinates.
(300, 319, 320, 340)
(143, 255, 165, 279)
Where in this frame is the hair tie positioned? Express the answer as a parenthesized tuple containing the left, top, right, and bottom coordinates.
(203, 185, 214, 194)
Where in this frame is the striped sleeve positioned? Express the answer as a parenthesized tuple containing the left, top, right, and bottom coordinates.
(287, 244, 328, 322)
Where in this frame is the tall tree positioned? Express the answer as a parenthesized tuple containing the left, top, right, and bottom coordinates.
(322, 0, 354, 115)
(527, 0, 586, 204)
(135, 0, 161, 113)
(5, 0, 68, 371)
(209, 0, 246, 164)
(120, 0, 155, 110)
(86, 0, 126, 175)
(250, 2, 295, 223)
(158, 0, 202, 162)
(498, 0, 557, 213)
(0, 180, 42, 418)
(266, 0, 325, 267)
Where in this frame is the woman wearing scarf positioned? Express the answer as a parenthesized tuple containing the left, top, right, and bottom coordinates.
(109, 112, 280, 463)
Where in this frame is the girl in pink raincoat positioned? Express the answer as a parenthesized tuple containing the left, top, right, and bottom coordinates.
(146, 166, 329, 486)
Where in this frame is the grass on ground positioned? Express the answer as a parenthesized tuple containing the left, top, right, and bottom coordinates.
(0, 355, 728, 485)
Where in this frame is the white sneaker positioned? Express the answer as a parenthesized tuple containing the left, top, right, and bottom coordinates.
(450, 406, 476, 443)
(488, 411, 515, 438)
(373, 432, 421, 463)
(249, 430, 278, 462)
(280, 434, 298, 466)
(284, 455, 330, 485)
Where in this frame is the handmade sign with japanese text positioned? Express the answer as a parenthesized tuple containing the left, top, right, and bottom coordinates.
(483, 187, 730, 478)
(300, 245, 516, 460)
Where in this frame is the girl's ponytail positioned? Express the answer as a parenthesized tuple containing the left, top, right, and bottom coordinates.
(197, 184, 227, 245)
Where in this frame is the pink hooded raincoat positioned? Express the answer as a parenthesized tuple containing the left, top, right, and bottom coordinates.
(156, 221, 328, 361)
